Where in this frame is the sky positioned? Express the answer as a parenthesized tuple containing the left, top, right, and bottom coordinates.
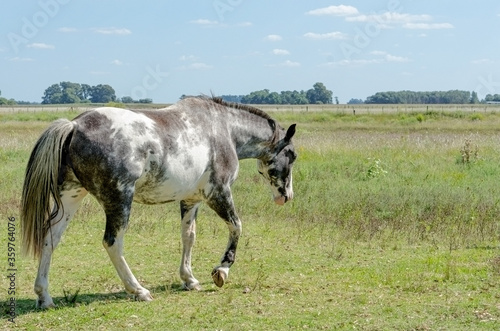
(1, 0, 500, 104)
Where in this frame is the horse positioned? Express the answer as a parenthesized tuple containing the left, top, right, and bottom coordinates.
(20, 96, 297, 309)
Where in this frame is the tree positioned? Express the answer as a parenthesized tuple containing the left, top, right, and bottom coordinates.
(42, 84, 63, 104)
(0, 90, 17, 105)
(365, 90, 473, 104)
(306, 82, 333, 104)
(239, 84, 332, 105)
(41, 82, 118, 104)
(90, 84, 116, 103)
(266, 92, 281, 104)
(80, 84, 93, 101)
(347, 98, 364, 104)
(470, 91, 480, 104)
(59, 82, 82, 103)
(121, 96, 135, 103)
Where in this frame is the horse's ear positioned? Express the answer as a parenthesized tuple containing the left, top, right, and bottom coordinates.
(285, 124, 296, 141)
(268, 119, 276, 131)
(273, 124, 296, 154)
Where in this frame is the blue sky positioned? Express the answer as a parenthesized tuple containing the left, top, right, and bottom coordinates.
(2, 0, 500, 103)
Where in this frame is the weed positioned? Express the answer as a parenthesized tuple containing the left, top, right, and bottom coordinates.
(63, 288, 80, 305)
(459, 138, 479, 164)
(365, 158, 388, 179)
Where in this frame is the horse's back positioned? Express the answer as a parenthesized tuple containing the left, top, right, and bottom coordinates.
(68, 107, 213, 204)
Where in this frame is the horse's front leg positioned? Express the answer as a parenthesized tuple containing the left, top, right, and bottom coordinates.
(179, 200, 202, 290)
(206, 187, 242, 288)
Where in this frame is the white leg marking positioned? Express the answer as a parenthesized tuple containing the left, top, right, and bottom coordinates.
(103, 229, 153, 301)
(180, 204, 201, 290)
(35, 188, 87, 309)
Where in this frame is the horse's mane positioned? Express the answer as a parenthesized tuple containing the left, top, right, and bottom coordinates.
(184, 95, 280, 144)
(198, 96, 274, 121)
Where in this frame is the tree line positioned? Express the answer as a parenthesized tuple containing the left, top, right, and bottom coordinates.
(360, 90, 488, 104)
(221, 82, 335, 105)
(0, 90, 17, 105)
(3, 84, 500, 106)
(41, 82, 153, 104)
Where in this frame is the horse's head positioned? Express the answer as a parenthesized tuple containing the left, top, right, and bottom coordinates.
(257, 124, 297, 205)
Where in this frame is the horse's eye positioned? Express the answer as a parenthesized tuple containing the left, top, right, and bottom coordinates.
(268, 169, 278, 178)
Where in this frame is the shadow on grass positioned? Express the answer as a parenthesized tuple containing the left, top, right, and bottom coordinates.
(1, 282, 219, 319)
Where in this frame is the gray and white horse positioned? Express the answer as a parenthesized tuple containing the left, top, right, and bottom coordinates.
(21, 96, 297, 308)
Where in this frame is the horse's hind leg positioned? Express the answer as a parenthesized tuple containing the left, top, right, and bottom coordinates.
(35, 185, 87, 309)
(101, 194, 153, 301)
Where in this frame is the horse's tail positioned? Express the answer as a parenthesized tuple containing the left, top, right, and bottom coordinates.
(21, 119, 75, 259)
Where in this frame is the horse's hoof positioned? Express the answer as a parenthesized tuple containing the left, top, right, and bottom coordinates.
(183, 282, 202, 291)
(135, 290, 153, 302)
(211, 268, 227, 288)
(37, 299, 56, 310)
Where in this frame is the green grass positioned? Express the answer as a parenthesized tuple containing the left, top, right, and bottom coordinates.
(1, 109, 500, 330)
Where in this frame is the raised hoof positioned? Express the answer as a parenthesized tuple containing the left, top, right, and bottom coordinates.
(211, 268, 227, 288)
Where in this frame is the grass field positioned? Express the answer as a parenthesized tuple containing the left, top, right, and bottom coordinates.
(1, 107, 500, 330)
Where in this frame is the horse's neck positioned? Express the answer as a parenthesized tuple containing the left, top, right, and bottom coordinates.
(226, 112, 274, 160)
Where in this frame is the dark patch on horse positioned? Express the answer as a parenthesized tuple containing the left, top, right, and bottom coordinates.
(131, 121, 147, 135)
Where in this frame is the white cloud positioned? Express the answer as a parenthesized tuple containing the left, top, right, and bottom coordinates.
(272, 49, 290, 55)
(326, 59, 379, 66)
(237, 22, 252, 27)
(58, 27, 78, 33)
(9, 57, 34, 62)
(326, 51, 410, 67)
(190, 62, 213, 69)
(341, 11, 453, 30)
(179, 55, 199, 61)
(190, 19, 219, 26)
(346, 12, 431, 24)
(27, 43, 55, 49)
(92, 27, 131, 35)
(90, 71, 110, 75)
(179, 62, 213, 70)
(371, 51, 410, 62)
(267, 60, 300, 67)
(281, 60, 300, 67)
(403, 23, 454, 29)
(265, 34, 282, 41)
(304, 32, 348, 40)
(472, 58, 495, 65)
(385, 54, 410, 62)
(111, 59, 123, 66)
(306, 5, 359, 16)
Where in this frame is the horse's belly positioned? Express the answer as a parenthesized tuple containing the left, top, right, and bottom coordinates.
(133, 170, 211, 205)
